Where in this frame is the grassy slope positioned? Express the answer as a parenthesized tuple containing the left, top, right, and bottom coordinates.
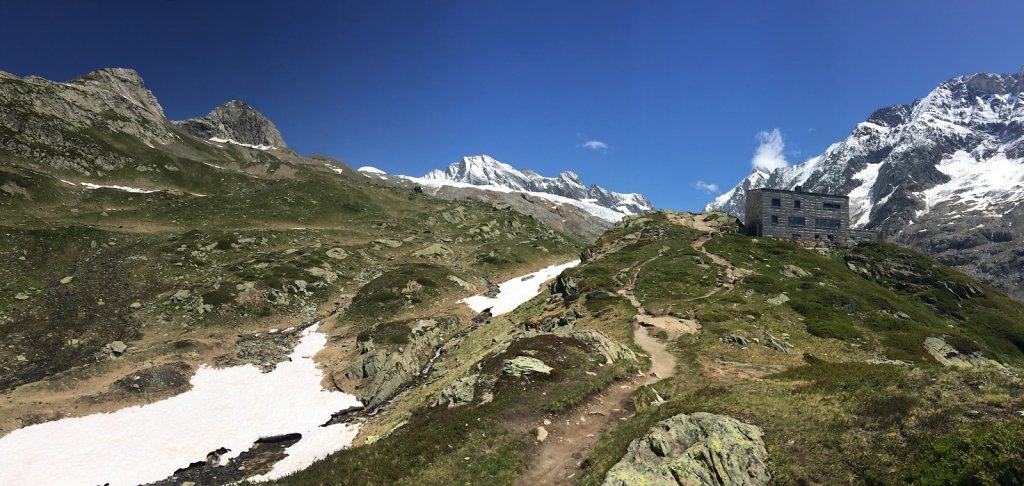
(272, 212, 1024, 485)
(574, 215, 1024, 485)
(0, 118, 580, 390)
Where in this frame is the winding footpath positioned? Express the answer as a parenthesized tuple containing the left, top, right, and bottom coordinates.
(518, 256, 684, 485)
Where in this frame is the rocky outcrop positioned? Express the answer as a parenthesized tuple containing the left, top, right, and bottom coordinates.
(173, 100, 287, 149)
(434, 374, 478, 407)
(602, 412, 770, 486)
(924, 337, 1004, 369)
(502, 356, 554, 376)
(346, 317, 461, 407)
(568, 330, 638, 365)
(0, 68, 174, 173)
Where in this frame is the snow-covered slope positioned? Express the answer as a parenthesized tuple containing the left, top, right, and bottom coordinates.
(708, 68, 1024, 298)
(411, 155, 653, 222)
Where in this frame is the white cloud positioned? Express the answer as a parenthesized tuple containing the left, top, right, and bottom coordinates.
(694, 180, 720, 193)
(751, 128, 789, 171)
(581, 140, 608, 150)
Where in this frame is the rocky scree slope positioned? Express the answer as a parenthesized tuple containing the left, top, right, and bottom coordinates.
(708, 69, 1024, 298)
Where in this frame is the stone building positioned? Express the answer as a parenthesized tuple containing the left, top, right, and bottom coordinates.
(744, 187, 875, 241)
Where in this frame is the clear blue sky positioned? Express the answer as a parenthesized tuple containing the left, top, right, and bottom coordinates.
(2, 1, 1022, 210)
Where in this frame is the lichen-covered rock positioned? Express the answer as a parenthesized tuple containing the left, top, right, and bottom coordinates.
(924, 337, 1004, 369)
(602, 412, 770, 486)
(766, 293, 789, 306)
(502, 356, 553, 376)
(411, 243, 452, 259)
(567, 330, 638, 365)
(780, 264, 811, 278)
(434, 374, 478, 407)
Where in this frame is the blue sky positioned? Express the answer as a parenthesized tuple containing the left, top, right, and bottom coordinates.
(2, 1, 1022, 210)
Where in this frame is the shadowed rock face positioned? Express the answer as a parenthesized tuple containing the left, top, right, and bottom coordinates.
(173, 100, 287, 149)
(602, 412, 770, 486)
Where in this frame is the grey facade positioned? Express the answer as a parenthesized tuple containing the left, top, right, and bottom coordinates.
(744, 188, 866, 241)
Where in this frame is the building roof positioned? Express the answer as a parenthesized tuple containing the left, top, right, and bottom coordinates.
(749, 188, 849, 199)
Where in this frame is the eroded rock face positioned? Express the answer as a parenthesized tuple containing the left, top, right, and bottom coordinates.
(603, 412, 770, 486)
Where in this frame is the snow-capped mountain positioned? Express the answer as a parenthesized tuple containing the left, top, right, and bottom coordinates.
(414, 155, 654, 221)
(708, 68, 1024, 298)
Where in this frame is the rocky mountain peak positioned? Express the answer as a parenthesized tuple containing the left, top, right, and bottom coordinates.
(416, 154, 654, 221)
(707, 69, 1024, 298)
(68, 67, 165, 120)
(173, 100, 287, 149)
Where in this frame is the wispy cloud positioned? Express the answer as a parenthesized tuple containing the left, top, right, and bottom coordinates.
(580, 139, 608, 150)
(694, 180, 720, 193)
(751, 128, 789, 171)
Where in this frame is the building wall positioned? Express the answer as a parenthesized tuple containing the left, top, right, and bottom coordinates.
(745, 190, 850, 240)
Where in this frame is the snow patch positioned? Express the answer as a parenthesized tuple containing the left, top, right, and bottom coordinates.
(848, 162, 883, 228)
(0, 324, 361, 486)
(323, 163, 344, 175)
(461, 260, 581, 316)
(919, 151, 1024, 217)
(209, 137, 276, 151)
(357, 166, 387, 175)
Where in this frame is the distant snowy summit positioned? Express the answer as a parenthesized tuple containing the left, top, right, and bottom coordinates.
(707, 69, 1024, 230)
(410, 155, 653, 222)
(707, 68, 1024, 298)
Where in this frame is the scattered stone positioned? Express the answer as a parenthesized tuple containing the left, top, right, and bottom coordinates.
(373, 239, 403, 248)
(761, 331, 793, 354)
(780, 265, 811, 278)
(767, 293, 790, 306)
(59, 276, 74, 284)
(602, 412, 770, 486)
(14, 292, 29, 300)
(536, 426, 549, 442)
(721, 335, 748, 347)
(171, 289, 191, 302)
(325, 247, 349, 260)
(103, 341, 128, 355)
(411, 243, 452, 259)
(130, 302, 143, 309)
(502, 356, 554, 376)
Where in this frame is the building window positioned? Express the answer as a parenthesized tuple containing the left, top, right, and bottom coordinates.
(815, 218, 841, 229)
(788, 216, 805, 227)
(770, 215, 778, 225)
(771, 198, 781, 208)
(823, 202, 841, 210)
(792, 233, 802, 239)
(793, 199, 802, 209)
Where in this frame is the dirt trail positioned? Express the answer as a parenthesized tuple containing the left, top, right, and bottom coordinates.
(517, 257, 683, 485)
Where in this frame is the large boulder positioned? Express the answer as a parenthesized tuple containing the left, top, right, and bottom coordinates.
(603, 412, 770, 486)
(502, 356, 553, 376)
